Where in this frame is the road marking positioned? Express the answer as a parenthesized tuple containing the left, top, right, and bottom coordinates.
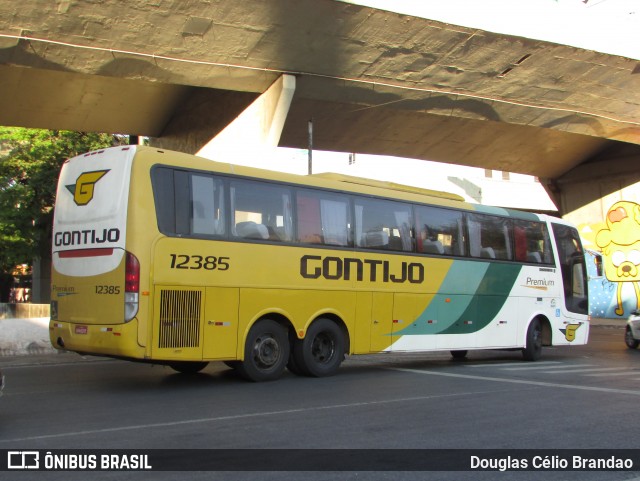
(541, 367, 624, 374)
(500, 363, 592, 371)
(465, 361, 561, 368)
(390, 367, 640, 396)
(585, 371, 640, 377)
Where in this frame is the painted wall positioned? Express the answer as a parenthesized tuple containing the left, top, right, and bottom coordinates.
(558, 145, 640, 319)
(580, 199, 640, 319)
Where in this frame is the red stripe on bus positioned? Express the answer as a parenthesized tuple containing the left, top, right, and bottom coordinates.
(59, 248, 114, 258)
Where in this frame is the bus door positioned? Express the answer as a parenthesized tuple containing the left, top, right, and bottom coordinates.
(551, 223, 589, 321)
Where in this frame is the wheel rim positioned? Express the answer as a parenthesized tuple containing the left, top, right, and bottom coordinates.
(311, 332, 335, 364)
(251, 334, 281, 369)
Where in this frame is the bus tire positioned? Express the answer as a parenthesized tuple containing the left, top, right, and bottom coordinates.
(450, 350, 468, 360)
(293, 318, 345, 377)
(237, 319, 289, 382)
(287, 353, 305, 375)
(625, 327, 639, 349)
(522, 318, 543, 361)
(169, 361, 209, 374)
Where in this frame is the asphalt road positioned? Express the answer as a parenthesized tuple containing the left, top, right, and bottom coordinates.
(2, 324, 640, 481)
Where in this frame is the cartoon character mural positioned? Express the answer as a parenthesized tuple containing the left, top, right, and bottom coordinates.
(594, 201, 640, 316)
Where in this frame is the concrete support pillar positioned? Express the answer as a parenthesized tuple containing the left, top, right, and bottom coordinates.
(197, 74, 296, 162)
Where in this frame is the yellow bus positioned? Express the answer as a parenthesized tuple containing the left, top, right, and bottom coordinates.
(49, 146, 589, 381)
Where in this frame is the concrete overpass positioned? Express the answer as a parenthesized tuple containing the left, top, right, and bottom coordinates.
(0, 0, 639, 220)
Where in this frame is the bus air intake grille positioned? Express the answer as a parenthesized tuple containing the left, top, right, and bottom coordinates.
(158, 289, 202, 348)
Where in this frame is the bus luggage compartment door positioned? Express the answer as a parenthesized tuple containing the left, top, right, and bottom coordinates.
(203, 287, 239, 360)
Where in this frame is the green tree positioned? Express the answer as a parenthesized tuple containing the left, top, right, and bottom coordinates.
(0, 128, 121, 301)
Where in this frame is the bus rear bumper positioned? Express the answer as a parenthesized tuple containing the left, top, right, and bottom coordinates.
(49, 319, 145, 359)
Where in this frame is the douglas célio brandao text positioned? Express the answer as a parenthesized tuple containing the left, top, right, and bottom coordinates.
(470, 454, 634, 471)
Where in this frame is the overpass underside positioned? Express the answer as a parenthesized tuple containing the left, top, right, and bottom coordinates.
(0, 0, 638, 222)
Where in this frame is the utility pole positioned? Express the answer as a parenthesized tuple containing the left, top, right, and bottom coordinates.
(308, 118, 313, 175)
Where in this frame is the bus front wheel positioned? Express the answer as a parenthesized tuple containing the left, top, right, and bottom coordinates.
(292, 318, 345, 377)
(238, 319, 290, 382)
(522, 318, 543, 361)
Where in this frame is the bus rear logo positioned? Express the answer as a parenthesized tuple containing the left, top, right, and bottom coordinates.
(66, 170, 110, 206)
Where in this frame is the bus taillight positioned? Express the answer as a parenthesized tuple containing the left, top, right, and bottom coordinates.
(124, 252, 140, 322)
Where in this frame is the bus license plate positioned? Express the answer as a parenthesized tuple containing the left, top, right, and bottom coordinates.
(75, 325, 88, 335)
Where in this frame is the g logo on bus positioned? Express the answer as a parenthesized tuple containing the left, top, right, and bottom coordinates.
(66, 170, 110, 206)
(561, 323, 582, 342)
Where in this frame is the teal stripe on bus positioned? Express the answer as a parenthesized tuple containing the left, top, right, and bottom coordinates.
(397, 262, 523, 336)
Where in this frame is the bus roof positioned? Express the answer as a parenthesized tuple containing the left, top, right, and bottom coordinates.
(310, 173, 465, 202)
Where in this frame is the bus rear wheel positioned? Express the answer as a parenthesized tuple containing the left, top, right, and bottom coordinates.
(292, 318, 345, 377)
(238, 319, 289, 382)
(522, 318, 543, 361)
(169, 361, 209, 374)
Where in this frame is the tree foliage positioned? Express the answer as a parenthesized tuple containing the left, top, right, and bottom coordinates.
(0, 128, 120, 273)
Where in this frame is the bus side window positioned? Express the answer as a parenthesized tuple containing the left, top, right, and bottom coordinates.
(296, 189, 351, 246)
(151, 167, 177, 234)
(191, 174, 225, 236)
(415, 205, 465, 256)
(467, 213, 513, 261)
(354, 198, 413, 252)
(231, 180, 293, 242)
(513, 219, 553, 264)
(151, 167, 190, 236)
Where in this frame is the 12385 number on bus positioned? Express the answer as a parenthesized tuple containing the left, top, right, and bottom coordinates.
(169, 254, 230, 271)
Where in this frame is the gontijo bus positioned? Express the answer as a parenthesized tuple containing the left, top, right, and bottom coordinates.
(49, 146, 589, 381)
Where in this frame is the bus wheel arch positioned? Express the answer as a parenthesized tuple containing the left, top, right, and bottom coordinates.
(290, 315, 348, 377)
(237, 316, 291, 382)
(539, 316, 552, 346)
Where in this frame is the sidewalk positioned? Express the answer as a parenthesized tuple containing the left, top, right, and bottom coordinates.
(0, 317, 56, 357)
(590, 317, 627, 328)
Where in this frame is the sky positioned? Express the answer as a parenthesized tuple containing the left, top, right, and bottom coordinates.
(343, 0, 639, 60)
